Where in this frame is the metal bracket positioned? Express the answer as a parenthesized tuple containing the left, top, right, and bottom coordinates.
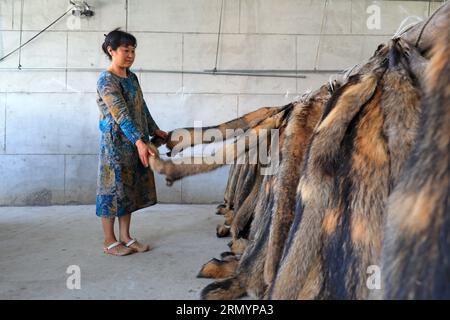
(70, 1, 94, 17)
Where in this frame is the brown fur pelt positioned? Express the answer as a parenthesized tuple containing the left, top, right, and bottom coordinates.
(200, 83, 336, 300)
(216, 164, 238, 215)
(264, 84, 334, 290)
(197, 136, 280, 282)
(164, 105, 291, 156)
(379, 15, 450, 300)
(148, 3, 449, 300)
(400, 2, 450, 58)
(217, 159, 259, 238)
(270, 39, 425, 299)
(149, 105, 292, 186)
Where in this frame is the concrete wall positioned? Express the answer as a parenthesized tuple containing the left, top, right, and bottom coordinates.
(0, 0, 444, 205)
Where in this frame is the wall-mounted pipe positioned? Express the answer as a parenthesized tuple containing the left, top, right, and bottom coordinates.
(0, 67, 345, 78)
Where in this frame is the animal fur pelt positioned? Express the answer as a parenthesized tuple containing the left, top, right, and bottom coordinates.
(200, 82, 337, 299)
(400, 2, 450, 58)
(163, 105, 291, 156)
(149, 105, 292, 186)
(148, 2, 449, 300)
(216, 159, 259, 238)
(197, 132, 280, 281)
(270, 38, 424, 300)
(379, 14, 450, 300)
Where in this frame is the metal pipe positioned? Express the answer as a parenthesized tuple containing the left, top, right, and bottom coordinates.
(0, 67, 343, 78)
(204, 69, 343, 74)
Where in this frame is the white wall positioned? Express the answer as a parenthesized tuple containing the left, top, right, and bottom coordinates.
(0, 0, 443, 205)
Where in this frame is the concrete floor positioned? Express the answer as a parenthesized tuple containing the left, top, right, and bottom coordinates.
(0, 204, 230, 299)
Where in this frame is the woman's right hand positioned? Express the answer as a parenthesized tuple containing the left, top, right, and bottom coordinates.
(135, 139, 155, 168)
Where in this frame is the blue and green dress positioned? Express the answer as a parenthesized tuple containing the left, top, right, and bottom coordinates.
(96, 69, 158, 218)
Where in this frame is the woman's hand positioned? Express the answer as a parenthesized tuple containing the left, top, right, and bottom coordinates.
(135, 139, 155, 168)
(154, 129, 168, 140)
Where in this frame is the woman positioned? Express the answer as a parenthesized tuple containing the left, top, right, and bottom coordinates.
(96, 28, 167, 256)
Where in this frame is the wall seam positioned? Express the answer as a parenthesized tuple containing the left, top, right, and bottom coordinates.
(11, 0, 14, 29)
(0, 153, 98, 156)
(350, 0, 353, 34)
(181, 33, 184, 89)
(0, 30, 398, 36)
(295, 36, 298, 94)
(238, 0, 241, 34)
(0, 91, 332, 96)
(125, 0, 128, 31)
(314, 0, 328, 70)
(65, 32, 68, 90)
(4, 93, 6, 153)
(63, 154, 66, 204)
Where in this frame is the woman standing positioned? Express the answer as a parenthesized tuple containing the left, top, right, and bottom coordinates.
(96, 28, 167, 256)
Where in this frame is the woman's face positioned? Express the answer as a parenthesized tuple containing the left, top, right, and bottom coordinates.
(108, 45, 136, 68)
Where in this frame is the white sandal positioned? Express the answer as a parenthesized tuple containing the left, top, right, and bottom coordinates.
(103, 241, 134, 256)
(123, 238, 151, 252)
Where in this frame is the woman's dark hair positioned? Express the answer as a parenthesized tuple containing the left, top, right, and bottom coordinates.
(102, 28, 137, 60)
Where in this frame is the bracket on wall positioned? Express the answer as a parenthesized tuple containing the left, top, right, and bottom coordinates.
(0, 1, 94, 67)
(70, 1, 95, 17)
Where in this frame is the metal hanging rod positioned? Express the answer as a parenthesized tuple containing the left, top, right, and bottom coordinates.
(203, 69, 343, 74)
(0, 67, 344, 78)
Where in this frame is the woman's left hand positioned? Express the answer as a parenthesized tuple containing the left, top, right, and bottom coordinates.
(154, 129, 168, 139)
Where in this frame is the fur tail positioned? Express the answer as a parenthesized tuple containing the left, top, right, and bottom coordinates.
(150, 106, 290, 185)
(200, 277, 247, 300)
(197, 258, 239, 279)
(381, 11, 450, 300)
(166, 105, 290, 156)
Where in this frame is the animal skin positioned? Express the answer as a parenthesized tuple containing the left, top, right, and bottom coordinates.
(148, 2, 449, 300)
(200, 83, 336, 299)
(379, 14, 450, 300)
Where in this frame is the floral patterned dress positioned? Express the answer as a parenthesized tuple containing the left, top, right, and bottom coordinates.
(96, 69, 158, 218)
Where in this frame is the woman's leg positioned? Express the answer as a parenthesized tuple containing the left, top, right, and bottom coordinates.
(118, 213, 132, 243)
(102, 217, 117, 246)
(101, 216, 134, 256)
(118, 213, 151, 252)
